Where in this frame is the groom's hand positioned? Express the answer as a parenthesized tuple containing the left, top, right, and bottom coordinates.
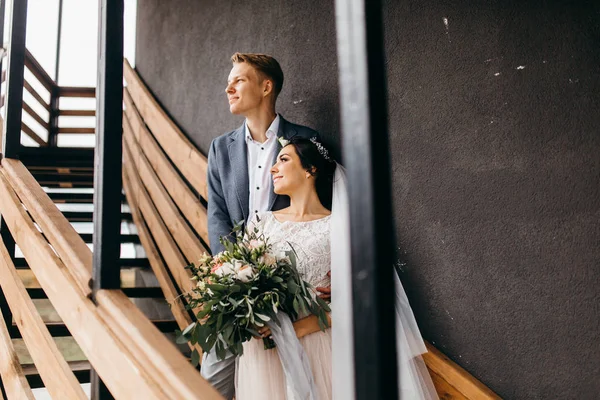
(316, 271, 331, 300)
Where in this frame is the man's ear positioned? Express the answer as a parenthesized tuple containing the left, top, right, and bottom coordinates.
(263, 80, 273, 96)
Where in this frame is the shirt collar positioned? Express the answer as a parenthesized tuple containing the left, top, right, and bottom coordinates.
(245, 114, 281, 144)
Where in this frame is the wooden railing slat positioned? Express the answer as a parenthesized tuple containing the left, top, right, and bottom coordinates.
(423, 342, 501, 399)
(23, 80, 51, 111)
(20, 123, 47, 147)
(1, 159, 92, 298)
(0, 232, 87, 399)
(124, 89, 209, 244)
(122, 167, 196, 330)
(58, 87, 95, 98)
(58, 109, 95, 117)
(122, 148, 195, 295)
(123, 118, 209, 261)
(0, 169, 180, 399)
(0, 308, 35, 400)
(96, 290, 221, 400)
(123, 59, 208, 199)
(57, 127, 95, 134)
(22, 101, 49, 131)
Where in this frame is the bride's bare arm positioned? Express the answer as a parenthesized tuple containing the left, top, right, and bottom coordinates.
(255, 313, 331, 339)
(293, 313, 332, 339)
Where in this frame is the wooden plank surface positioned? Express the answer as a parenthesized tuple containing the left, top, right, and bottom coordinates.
(0, 169, 203, 399)
(123, 120, 208, 261)
(123, 90, 209, 244)
(0, 236, 87, 399)
(0, 308, 35, 400)
(122, 168, 203, 358)
(423, 342, 501, 399)
(96, 290, 220, 399)
(122, 150, 195, 295)
(2, 159, 92, 298)
(123, 59, 208, 199)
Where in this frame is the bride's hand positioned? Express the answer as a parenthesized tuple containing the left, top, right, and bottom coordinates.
(254, 326, 272, 340)
(316, 271, 332, 300)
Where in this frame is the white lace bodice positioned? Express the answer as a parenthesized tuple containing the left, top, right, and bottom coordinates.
(253, 212, 331, 288)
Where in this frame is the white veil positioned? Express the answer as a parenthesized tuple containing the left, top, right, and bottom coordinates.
(330, 163, 438, 400)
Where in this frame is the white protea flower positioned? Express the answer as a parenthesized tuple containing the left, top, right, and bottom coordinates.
(215, 262, 235, 277)
(236, 265, 255, 282)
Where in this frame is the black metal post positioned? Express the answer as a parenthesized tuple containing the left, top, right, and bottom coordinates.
(2, 0, 28, 159)
(334, 0, 399, 399)
(48, 0, 63, 147)
(91, 0, 123, 398)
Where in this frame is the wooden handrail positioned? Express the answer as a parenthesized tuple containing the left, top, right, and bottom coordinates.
(0, 237, 87, 399)
(122, 147, 195, 295)
(96, 290, 219, 399)
(24, 49, 53, 92)
(20, 123, 47, 147)
(1, 159, 92, 297)
(123, 89, 209, 244)
(121, 170, 197, 333)
(0, 308, 35, 399)
(123, 59, 208, 199)
(423, 342, 501, 399)
(123, 118, 209, 260)
(0, 165, 222, 399)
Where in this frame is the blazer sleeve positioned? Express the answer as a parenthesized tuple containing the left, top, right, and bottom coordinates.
(207, 139, 232, 255)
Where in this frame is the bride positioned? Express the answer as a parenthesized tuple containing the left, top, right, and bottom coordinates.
(234, 137, 437, 400)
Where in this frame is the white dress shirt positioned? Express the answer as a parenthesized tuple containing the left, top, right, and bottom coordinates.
(245, 114, 280, 220)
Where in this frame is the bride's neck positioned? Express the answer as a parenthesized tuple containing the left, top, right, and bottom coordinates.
(286, 189, 326, 217)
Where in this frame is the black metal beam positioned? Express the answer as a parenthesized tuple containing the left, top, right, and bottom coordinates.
(92, 0, 124, 398)
(48, 0, 63, 147)
(334, 0, 399, 399)
(2, 0, 28, 159)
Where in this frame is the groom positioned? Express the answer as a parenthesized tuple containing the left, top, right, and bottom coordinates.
(204, 53, 322, 399)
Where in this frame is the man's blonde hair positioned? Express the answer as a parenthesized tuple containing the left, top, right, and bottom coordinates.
(231, 52, 284, 97)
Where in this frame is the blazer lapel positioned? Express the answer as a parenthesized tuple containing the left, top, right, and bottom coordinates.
(228, 125, 250, 221)
(268, 117, 297, 210)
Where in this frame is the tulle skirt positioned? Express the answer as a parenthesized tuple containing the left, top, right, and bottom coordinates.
(235, 329, 332, 400)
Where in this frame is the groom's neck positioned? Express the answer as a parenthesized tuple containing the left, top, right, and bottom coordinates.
(245, 108, 277, 143)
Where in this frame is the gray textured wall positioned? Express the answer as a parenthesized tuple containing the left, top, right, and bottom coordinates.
(135, 0, 600, 398)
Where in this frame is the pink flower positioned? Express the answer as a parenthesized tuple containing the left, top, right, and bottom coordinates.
(236, 265, 255, 282)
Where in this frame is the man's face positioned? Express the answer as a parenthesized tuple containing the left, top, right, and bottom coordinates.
(226, 62, 265, 115)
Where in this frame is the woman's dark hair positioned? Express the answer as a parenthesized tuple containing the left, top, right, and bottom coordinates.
(285, 137, 336, 209)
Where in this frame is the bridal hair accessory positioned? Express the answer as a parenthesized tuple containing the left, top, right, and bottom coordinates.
(278, 137, 290, 147)
(310, 137, 333, 162)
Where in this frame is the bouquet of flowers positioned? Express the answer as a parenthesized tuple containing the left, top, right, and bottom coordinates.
(176, 221, 331, 364)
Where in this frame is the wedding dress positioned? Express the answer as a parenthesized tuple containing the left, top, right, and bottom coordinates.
(235, 165, 437, 400)
(235, 212, 333, 400)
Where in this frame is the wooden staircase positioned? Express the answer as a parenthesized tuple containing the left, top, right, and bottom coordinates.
(7, 146, 188, 392)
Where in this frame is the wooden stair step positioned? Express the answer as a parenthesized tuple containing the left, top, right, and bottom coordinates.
(13, 257, 149, 269)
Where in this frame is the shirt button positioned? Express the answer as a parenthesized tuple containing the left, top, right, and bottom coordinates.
(255, 210, 258, 213)
(256, 187, 260, 190)
(258, 166, 262, 168)
(261, 147, 264, 150)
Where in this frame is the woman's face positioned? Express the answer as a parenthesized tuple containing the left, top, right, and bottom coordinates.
(271, 145, 312, 195)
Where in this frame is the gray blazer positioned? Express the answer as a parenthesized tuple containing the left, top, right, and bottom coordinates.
(207, 116, 319, 254)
